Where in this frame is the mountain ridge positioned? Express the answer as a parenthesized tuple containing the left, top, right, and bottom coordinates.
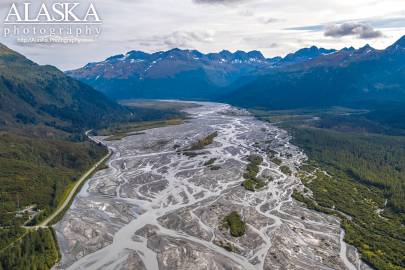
(224, 36, 405, 110)
(0, 42, 136, 137)
(66, 36, 405, 115)
(66, 46, 334, 100)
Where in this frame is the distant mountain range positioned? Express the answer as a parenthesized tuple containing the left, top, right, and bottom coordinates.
(225, 36, 405, 110)
(66, 48, 279, 100)
(68, 36, 405, 113)
(67, 45, 340, 100)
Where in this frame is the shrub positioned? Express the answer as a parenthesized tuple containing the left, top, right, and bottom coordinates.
(224, 211, 246, 237)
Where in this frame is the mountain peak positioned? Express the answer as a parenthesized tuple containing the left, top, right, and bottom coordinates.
(358, 44, 375, 54)
(341, 46, 355, 52)
(105, 54, 125, 61)
(360, 44, 373, 50)
(282, 46, 336, 63)
(167, 48, 183, 53)
(126, 50, 150, 60)
(297, 46, 335, 55)
(247, 50, 265, 60)
(218, 50, 233, 59)
(389, 35, 405, 50)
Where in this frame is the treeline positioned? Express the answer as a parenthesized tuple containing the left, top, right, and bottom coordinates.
(0, 133, 107, 226)
(292, 127, 405, 269)
(293, 128, 405, 219)
(0, 226, 25, 251)
(0, 228, 59, 270)
(0, 43, 195, 270)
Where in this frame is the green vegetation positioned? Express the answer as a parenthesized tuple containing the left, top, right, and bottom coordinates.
(0, 44, 194, 270)
(222, 211, 246, 237)
(279, 165, 292, 176)
(188, 131, 218, 151)
(242, 154, 265, 191)
(204, 158, 221, 170)
(292, 189, 334, 216)
(204, 158, 217, 166)
(182, 151, 205, 158)
(210, 165, 221, 171)
(291, 128, 405, 270)
(121, 100, 199, 111)
(215, 239, 237, 252)
(252, 107, 405, 270)
(293, 129, 405, 220)
(270, 157, 282, 165)
(0, 44, 137, 137)
(47, 151, 112, 226)
(0, 133, 107, 269)
(97, 118, 184, 141)
(0, 228, 60, 270)
(250, 109, 315, 124)
(0, 226, 25, 251)
(0, 133, 107, 227)
(294, 162, 405, 270)
(242, 179, 255, 191)
(181, 132, 218, 158)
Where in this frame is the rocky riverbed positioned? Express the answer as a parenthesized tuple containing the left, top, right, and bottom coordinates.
(54, 102, 369, 270)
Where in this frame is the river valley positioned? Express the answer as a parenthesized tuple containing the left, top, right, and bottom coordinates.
(54, 102, 370, 270)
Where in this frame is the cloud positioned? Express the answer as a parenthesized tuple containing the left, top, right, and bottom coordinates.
(366, 16, 405, 28)
(269, 42, 279, 48)
(324, 22, 383, 39)
(193, 0, 248, 5)
(259, 17, 282, 24)
(286, 14, 405, 33)
(6, 0, 404, 70)
(285, 25, 323, 31)
(163, 31, 215, 47)
(239, 10, 254, 17)
(133, 30, 216, 49)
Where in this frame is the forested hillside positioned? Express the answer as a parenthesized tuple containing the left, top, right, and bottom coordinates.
(293, 128, 405, 270)
(0, 43, 136, 134)
(0, 44, 186, 270)
(254, 108, 405, 270)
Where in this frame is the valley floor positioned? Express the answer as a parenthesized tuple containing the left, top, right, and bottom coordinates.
(54, 102, 369, 270)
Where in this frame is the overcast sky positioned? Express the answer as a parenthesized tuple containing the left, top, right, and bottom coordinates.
(0, 0, 404, 70)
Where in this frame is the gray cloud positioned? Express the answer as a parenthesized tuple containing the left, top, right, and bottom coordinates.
(133, 31, 216, 49)
(269, 42, 279, 48)
(286, 15, 405, 32)
(163, 31, 215, 47)
(259, 17, 282, 24)
(324, 23, 383, 39)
